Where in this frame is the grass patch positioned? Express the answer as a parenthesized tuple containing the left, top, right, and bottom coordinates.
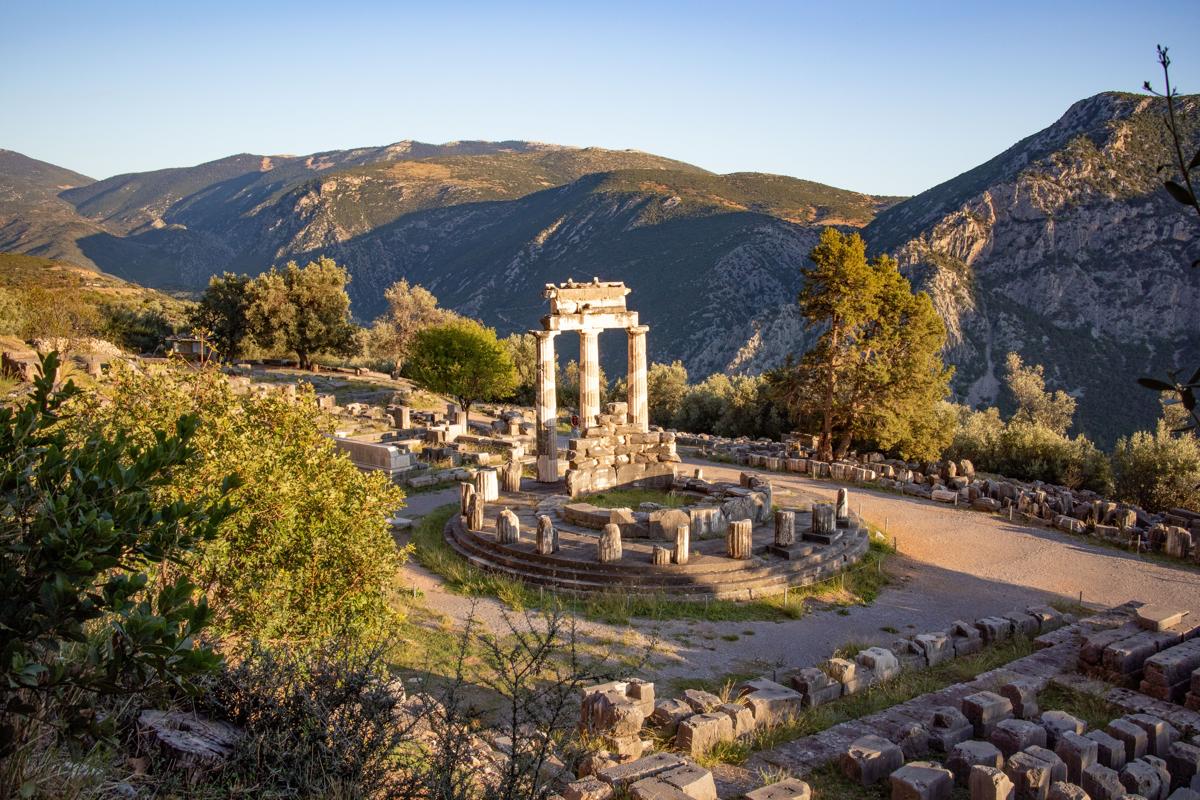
(585, 488, 700, 509)
(697, 635, 1038, 767)
(1036, 683, 1123, 730)
(410, 506, 894, 625)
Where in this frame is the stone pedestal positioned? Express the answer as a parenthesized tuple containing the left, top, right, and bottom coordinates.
(599, 523, 622, 563)
(727, 519, 752, 560)
(536, 515, 558, 554)
(674, 524, 690, 565)
(501, 459, 522, 493)
(459, 482, 475, 517)
(775, 510, 796, 547)
(579, 329, 601, 428)
(390, 405, 411, 429)
(532, 330, 559, 483)
(467, 494, 485, 531)
(626, 325, 649, 431)
(475, 468, 499, 502)
(497, 508, 520, 544)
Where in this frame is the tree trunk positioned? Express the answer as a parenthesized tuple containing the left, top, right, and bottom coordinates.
(819, 318, 839, 462)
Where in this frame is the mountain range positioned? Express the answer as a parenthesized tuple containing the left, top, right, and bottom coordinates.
(2, 91, 1197, 444)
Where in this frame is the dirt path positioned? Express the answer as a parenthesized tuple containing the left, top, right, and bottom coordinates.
(395, 459, 1200, 686)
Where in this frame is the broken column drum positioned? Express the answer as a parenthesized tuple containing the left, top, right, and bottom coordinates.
(497, 508, 520, 544)
(501, 459, 522, 493)
(727, 519, 753, 560)
(813, 503, 836, 535)
(836, 488, 849, 525)
(533, 279, 650, 481)
(674, 524, 690, 565)
(775, 510, 796, 547)
(475, 468, 499, 502)
(598, 523, 623, 563)
(467, 493, 485, 531)
(536, 515, 558, 555)
(459, 481, 475, 517)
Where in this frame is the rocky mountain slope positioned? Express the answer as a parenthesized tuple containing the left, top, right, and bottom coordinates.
(2, 94, 1196, 442)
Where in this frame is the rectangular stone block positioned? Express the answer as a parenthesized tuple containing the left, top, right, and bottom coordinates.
(675, 712, 733, 757)
(841, 734, 904, 786)
(963, 692, 1015, 739)
(1055, 731, 1099, 784)
(743, 688, 804, 727)
(889, 762, 953, 800)
(969, 765, 1016, 800)
(1081, 762, 1124, 800)
(1105, 718, 1149, 762)
(597, 753, 687, 790)
(742, 778, 811, 800)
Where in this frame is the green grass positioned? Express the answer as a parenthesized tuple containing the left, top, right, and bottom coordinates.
(409, 506, 895, 625)
(697, 635, 1038, 767)
(584, 488, 700, 509)
(1036, 683, 1123, 730)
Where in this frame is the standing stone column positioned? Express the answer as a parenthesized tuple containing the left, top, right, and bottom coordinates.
(578, 328, 601, 429)
(536, 515, 558, 555)
(598, 523, 622, 563)
(727, 519, 752, 559)
(775, 510, 796, 547)
(836, 487, 849, 525)
(674, 524, 690, 565)
(467, 493, 485, 531)
(626, 325, 649, 431)
(532, 330, 559, 483)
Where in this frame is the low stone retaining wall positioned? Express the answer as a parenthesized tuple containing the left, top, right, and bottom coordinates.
(565, 412, 680, 498)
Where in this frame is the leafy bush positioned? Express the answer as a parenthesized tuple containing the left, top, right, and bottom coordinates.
(68, 362, 405, 647)
(1112, 420, 1200, 511)
(0, 354, 233, 796)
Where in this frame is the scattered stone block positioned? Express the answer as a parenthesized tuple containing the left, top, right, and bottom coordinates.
(742, 778, 812, 800)
(743, 688, 803, 727)
(1169, 741, 1200, 792)
(857, 647, 900, 681)
(992, 719, 1048, 758)
(977, 617, 1016, 644)
(841, 735, 904, 786)
(970, 765, 1016, 800)
(1087, 730, 1128, 771)
(890, 761, 954, 800)
(564, 775, 614, 800)
(717, 702, 756, 738)
(963, 692, 1015, 738)
(915, 633, 954, 666)
(1119, 759, 1163, 799)
(650, 699, 693, 735)
(929, 706, 975, 752)
(1144, 754, 1172, 798)
(1001, 679, 1042, 720)
(790, 667, 841, 707)
(596, 753, 687, 790)
(675, 713, 733, 758)
(680, 689, 722, 714)
(1081, 762, 1125, 800)
(1046, 782, 1090, 800)
(1026, 746, 1070, 785)
(628, 776, 693, 800)
(1042, 711, 1087, 749)
(1106, 718, 1150, 762)
(1056, 731, 1099, 784)
(658, 763, 717, 800)
(1006, 749, 1060, 800)
(1005, 611, 1042, 638)
(1126, 715, 1178, 758)
(1137, 606, 1188, 632)
(947, 740, 1004, 786)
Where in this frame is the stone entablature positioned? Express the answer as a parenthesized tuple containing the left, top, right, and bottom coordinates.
(532, 278, 652, 484)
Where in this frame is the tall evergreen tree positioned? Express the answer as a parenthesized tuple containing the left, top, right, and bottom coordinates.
(773, 228, 952, 460)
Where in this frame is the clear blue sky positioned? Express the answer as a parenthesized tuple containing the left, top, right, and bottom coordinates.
(3, 0, 1197, 196)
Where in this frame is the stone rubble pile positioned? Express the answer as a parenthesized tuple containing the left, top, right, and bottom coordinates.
(839, 697, 1200, 800)
(679, 432, 1200, 569)
(564, 407, 680, 498)
(1078, 607, 1200, 694)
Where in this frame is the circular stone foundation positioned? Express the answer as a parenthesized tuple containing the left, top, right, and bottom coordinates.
(443, 474, 870, 600)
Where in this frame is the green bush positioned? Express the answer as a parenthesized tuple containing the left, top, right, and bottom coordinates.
(0, 354, 233, 795)
(68, 362, 406, 647)
(1113, 421, 1200, 511)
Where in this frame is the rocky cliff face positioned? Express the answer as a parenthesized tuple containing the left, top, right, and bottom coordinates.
(862, 92, 1200, 444)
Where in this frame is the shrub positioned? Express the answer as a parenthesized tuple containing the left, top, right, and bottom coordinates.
(0, 354, 233, 796)
(1113, 421, 1200, 511)
(68, 362, 405, 647)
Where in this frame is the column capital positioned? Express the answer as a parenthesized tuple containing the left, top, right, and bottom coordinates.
(529, 329, 559, 340)
(627, 324, 650, 335)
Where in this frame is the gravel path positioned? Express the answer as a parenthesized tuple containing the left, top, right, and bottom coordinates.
(395, 459, 1200, 686)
